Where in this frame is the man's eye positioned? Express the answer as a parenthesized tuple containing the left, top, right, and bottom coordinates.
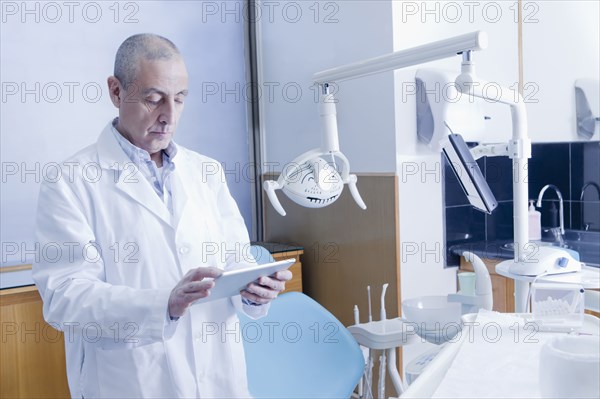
(146, 97, 161, 105)
(175, 97, 185, 104)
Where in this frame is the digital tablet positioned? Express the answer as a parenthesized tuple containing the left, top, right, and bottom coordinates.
(193, 258, 295, 304)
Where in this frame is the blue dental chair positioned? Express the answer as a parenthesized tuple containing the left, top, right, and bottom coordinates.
(238, 245, 365, 398)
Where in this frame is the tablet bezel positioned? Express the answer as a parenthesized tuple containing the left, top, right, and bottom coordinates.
(192, 258, 296, 304)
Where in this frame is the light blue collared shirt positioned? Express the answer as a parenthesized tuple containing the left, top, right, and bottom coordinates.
(111, 118, 177, 213)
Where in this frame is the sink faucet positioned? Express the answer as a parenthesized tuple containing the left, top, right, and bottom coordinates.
(579, 182, 600, 201)
(536, 184, 564, 235)
(580, 182, 600, 231)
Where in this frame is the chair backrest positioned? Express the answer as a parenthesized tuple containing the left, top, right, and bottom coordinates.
(249, 244, 275, 265)
(238, 291, 365, 398)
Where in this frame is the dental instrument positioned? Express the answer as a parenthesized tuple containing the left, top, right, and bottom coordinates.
(367, 285, 373, 322)
(380, 283, 389, 320)
(378, 283, 389, 399)
(353, 305, 363, 398)
(366, 286, 373, 399)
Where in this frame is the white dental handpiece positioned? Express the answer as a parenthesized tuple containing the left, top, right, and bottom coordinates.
(367, 285, 373, 322)
(380, 283, 389, 320)
(354, 305, 360, 325)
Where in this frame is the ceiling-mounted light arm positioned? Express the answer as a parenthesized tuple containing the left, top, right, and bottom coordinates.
(313, 31, 488, 85)
(319, 83, 340, 154)
(264, 31, 488, 217)
(319, 83, 367, 210)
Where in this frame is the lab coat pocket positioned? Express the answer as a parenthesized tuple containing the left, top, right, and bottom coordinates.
(95, 340, 175, 398)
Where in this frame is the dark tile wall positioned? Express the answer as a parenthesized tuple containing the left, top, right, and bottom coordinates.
(444, 141, 600, 266)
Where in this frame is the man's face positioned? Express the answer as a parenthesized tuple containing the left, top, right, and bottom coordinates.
(109, 57, 189, 155)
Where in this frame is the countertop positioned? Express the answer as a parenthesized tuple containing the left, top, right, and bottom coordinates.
(250, 242, 304, 254)
(1, 243, 304, 290)
(450, 241, 514, 261)
(450, 235, 600, 268)
(0, 264, 34, 290)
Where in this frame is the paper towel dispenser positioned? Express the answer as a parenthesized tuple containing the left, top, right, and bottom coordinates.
(575, 78, 600, 139)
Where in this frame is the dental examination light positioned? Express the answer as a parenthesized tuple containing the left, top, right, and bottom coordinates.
(263, 84, 365, 216)
(264, 31, 488, 216)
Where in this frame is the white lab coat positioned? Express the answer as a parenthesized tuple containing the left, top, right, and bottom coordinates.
(33, 122, 265, 398)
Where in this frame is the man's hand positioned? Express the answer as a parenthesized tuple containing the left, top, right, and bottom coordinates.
(168, 267, 223, 319)
(241, 270, 293, 305)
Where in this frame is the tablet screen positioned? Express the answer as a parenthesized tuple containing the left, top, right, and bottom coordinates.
(193, 258, 295, 304)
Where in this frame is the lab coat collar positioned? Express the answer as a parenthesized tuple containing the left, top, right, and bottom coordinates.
(97, 120, 182, 170)
(110, 118, 179, 167)
(96, 120, 179, 228)
(96, 121, 135, 171)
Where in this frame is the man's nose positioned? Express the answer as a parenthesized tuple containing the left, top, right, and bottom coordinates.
(158, 100, 177, 126)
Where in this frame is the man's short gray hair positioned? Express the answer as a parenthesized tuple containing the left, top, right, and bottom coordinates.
(114, 33, 180, 88)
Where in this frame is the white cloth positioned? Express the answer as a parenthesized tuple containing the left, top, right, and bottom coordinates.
(432, 310, 557, 398)
(33, 121, 265, 398)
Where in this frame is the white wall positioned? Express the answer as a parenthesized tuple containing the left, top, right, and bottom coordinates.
(258, 0, 396, 173)
(0, 1, 252, 266)
(523, 0, 600, 141)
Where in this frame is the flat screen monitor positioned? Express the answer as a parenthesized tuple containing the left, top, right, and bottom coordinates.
(442, 134, 498, 214)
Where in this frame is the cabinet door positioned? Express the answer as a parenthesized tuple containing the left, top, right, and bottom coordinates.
(272, 251, 303, 293)
(490, 274, 515, 313)
(1, 288, 70, 398)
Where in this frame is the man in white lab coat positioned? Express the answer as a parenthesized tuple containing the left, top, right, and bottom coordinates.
(33, 34, 291, 398)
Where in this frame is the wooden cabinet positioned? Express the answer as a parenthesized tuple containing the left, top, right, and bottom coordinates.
(459, 257, 515, 313)
(271, 250, 303, 294)
(0, 247, 302, 398)
(0, 286, 70, 398)
(460, 257, 600, 317)
(252, 242, 304, 294)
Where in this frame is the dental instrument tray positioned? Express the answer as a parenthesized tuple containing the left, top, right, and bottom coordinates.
(530, 282, 585, 332)
(192, 258, 295, 304)
(348, 319, 421, 350)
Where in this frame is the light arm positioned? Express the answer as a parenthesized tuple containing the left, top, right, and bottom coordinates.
(313, 31, 488, 84)
(264, 31, 492, 217)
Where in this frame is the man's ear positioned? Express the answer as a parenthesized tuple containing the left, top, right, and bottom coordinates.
(107, 76, 122, 108)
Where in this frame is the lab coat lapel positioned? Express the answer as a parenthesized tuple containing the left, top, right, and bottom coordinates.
(169, 168, 188, 231)
(96, 122, 172, 227)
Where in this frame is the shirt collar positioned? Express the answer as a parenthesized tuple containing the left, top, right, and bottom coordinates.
(111, 118, 178, 165)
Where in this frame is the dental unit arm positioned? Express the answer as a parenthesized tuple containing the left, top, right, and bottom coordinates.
(454, 53, 532, 262)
